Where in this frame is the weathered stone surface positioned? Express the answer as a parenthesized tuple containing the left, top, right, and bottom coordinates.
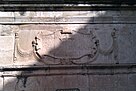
(0, 12, 14, 17)
(0, 11, 136, 91)
(128, 74, 136, 87)
(0, 25, 13, 36)
(2, 75, 89, 91)
(89, 75, 117, 88)
(0, 36, 14, 65)
(0, 77, 3, 91)
(3, 77, 17, 91)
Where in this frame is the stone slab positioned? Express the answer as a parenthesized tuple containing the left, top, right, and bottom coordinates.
(0, 36, 14, 65)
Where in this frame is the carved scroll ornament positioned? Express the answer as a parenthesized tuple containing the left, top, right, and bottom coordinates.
(16, 28, 118, 65)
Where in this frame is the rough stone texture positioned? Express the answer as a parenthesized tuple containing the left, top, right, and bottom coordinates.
(15, 24, 136, 64)
(3, 77, 17, 91)
(0, 11, 136, 91)
(2, 74, 136, 91)
(0, 36, 14, 65)
(1, 75, 89, 91)
(0, 77, 3, 91)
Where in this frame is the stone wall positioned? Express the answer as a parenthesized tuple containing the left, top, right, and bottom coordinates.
(0, 11, 136, 91)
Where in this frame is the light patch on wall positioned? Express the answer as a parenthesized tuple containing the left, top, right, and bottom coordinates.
(0, 12, 14, 17)
(0, 77, 16, 91)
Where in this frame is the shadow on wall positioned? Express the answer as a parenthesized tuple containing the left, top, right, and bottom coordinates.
(3, 10, 136, 91)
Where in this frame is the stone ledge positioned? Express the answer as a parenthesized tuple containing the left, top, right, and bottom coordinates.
(0, 17, 136, 24)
